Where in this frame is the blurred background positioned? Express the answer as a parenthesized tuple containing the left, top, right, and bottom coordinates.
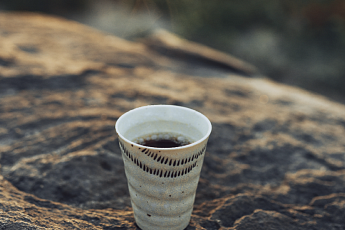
(1, 0, 345, 104)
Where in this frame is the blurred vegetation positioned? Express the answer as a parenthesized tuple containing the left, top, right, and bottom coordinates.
(0, 0, 87, 15)
(153, 0, 287, 40)
(1, 0, 345, 102)
(150, 0, 345, 98)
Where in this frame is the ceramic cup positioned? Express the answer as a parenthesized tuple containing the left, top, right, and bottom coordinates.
(115, 105, 212, 230)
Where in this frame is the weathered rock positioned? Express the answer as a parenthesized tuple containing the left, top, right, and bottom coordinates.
(0, 12, 345, 229)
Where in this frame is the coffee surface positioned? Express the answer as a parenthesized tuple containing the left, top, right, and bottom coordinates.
(134, 133, 192, 148)
(141, 138, 188, 148)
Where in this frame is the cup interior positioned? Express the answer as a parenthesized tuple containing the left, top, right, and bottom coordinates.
(115, 105, 212, 148)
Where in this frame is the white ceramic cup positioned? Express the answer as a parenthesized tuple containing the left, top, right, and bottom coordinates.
(115, 105, 212, 230)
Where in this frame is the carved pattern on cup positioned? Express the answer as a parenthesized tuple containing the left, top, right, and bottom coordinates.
(119, 141, 207, 178)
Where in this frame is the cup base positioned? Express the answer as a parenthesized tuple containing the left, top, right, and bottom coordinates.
(134, 214, 191, 230)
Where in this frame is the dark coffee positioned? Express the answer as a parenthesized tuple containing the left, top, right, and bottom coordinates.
(134, 133, 192, 148)
(141, 138, 189, 148)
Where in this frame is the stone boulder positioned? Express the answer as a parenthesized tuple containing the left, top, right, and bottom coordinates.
(0, 12, 345, 229)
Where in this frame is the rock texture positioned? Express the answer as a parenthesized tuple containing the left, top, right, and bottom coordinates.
(1, 12, 345, 229)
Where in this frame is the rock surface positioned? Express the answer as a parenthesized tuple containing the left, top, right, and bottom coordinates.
(1, 12, 345, 229)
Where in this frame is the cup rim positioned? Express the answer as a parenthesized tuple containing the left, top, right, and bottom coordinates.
(115, 105, 212, 150)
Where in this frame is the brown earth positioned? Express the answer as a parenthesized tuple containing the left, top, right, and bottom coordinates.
(1, 12, 345, 229)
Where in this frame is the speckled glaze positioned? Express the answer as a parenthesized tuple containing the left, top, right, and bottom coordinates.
(115, 105, 212, 230)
